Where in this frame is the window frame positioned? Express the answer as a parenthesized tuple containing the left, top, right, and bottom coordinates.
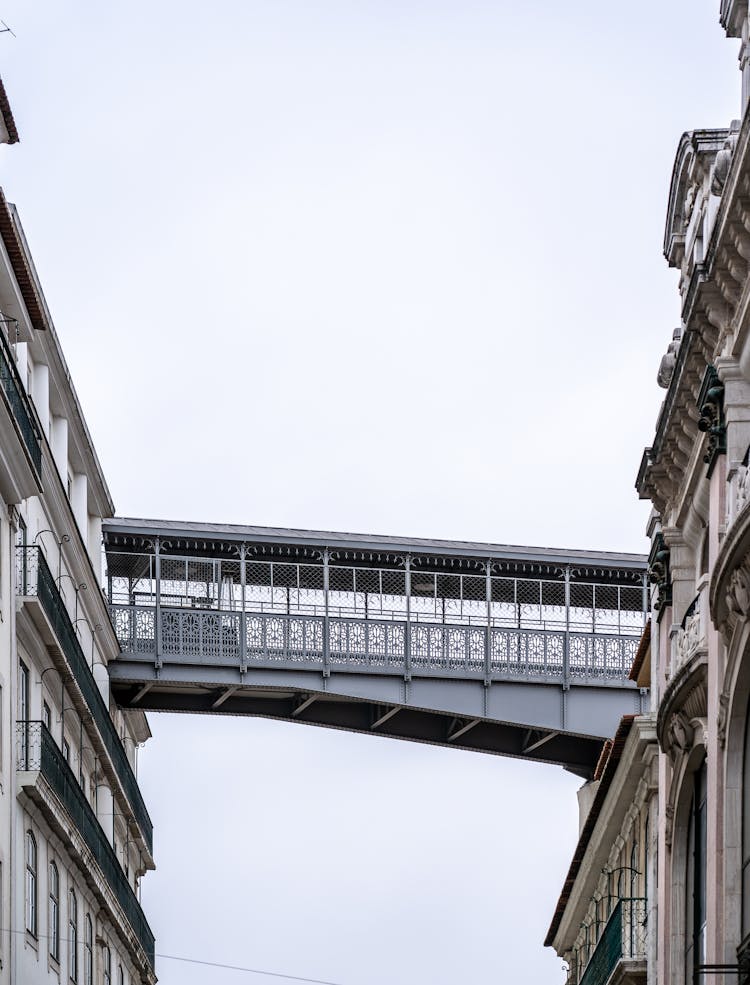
(49, 859, 60, 961)
(103, 943, 111, 985)
(69, 888, 78, 983)
(25, 829, 37, 937)
(83, 914, 93, 985)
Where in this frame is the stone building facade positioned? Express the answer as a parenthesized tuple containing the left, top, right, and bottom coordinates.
(549, 2, 750, 983)
(0, 92, 155, 983)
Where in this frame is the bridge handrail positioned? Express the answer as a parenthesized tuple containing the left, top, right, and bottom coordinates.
(109, 602, 640, 683)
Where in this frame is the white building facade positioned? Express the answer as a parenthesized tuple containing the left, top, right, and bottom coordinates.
(0, 96, 155, 984)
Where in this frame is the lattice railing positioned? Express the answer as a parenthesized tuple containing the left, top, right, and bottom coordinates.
(17, 547, 153, 852)
(109, 604, 639, 682)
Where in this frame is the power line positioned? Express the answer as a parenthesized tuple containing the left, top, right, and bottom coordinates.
(156, 951, 348, 984)
(0, 927, 349, 985)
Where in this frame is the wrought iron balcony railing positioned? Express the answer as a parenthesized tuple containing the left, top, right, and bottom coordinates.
(0, 322, 41, 476)
(16, 546, 153, 853)
(16, 721, 154, 970)
(578, 898, 647, 985)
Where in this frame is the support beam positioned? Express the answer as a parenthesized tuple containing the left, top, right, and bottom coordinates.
(291, 694, 317, 718)
(523, 730, 560, 755)
(132, 683, 153, 705)
(447, 718, 480, 743)
(370, 706, 401, 730)
(211, 686, 239, 710)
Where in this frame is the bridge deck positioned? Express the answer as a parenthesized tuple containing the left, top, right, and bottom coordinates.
(103, 518, 649, 777)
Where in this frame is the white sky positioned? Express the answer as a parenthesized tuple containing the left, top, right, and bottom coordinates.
(0, 2, 741, 982)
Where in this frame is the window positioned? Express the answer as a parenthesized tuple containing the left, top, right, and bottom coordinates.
(84, 915, 93, 985)
(49, 860, 60, 960)
(686, 760, 707, 983)
(117, 965, 124, 985)
(42, 701, 51, 730)
(630, 838, 639, 898)
(19, 660, 29, 722)
(103, 944, 111, 985)
(69, 889, 78, 982)
(25, 830, 37, 936)
(62, 738, 70, 764)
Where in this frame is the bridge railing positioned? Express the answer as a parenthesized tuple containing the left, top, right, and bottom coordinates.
(108, 603, 640, 682)
(105, 550, 645, 682)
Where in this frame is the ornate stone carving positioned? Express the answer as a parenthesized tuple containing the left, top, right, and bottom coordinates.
(667, 711, 693, 756)
(674, 605, 703, 670)
(737, 464, 750, 516)
(657, 328, 683, 389)
(710, 125, 740, 196)
(726, 563, 750, 627)
(648, 532, 672, 617)
(697, 365, 727, 476)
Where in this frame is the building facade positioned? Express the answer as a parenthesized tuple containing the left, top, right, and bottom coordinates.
(549, 2, 750, 983)
(0, 98, 155, 983)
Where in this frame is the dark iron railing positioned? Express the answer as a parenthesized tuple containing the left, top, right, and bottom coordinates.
(16, 721, 154, 969)
(16, 546, 153, 852)
(578, 898, 647, 985)
(0, 321, 41, 476)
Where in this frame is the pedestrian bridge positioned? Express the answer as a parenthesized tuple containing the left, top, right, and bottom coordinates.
(103, 518, 648, 778)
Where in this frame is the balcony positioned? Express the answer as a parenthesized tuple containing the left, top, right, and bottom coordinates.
(16, 546, 153, 855)
(578, 899, 647, 985)
(0, 320, 41, 502)
(16, 721, 155, 973)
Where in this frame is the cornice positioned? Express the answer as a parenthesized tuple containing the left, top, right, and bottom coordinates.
(640, 105, 750, 517)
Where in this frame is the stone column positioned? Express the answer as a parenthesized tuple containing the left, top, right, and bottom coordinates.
(706, 456, 727, 970)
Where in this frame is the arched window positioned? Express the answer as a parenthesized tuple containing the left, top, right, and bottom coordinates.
(69, 889, 78, 982)
(743, 697, 750, 937)
(49, 860, 59, 961)
(103, 944, 111, 985)
(84, 915, 93, 985)
(25, 831, 37, 936)
(686, 759, 708, 983)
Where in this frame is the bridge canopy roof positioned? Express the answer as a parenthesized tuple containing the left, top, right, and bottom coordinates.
(103, 517, 646, 582)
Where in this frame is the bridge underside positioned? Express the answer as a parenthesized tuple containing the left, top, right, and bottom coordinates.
(103, 517, 649, 778)
(110, 663, 645, 777)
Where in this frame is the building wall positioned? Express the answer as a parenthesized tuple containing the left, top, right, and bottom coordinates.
(0, 158, 155, 981)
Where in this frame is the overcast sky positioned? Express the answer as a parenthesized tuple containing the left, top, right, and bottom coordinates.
(0, 2, 741, 983)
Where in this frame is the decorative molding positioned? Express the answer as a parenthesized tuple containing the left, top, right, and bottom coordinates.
(697, 365, 727, 476)
(648, 532, 672, 618)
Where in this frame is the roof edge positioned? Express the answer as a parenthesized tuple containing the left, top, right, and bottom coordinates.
(103, 516, 648, 570)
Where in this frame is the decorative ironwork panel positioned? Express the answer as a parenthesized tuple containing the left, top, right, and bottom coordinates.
(329, 618, 406, 670)
(568, 634, 637, 680)
(111, 605, 155, 654)
(488, 628, 565, 677)
(244, 613, 324, 665)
